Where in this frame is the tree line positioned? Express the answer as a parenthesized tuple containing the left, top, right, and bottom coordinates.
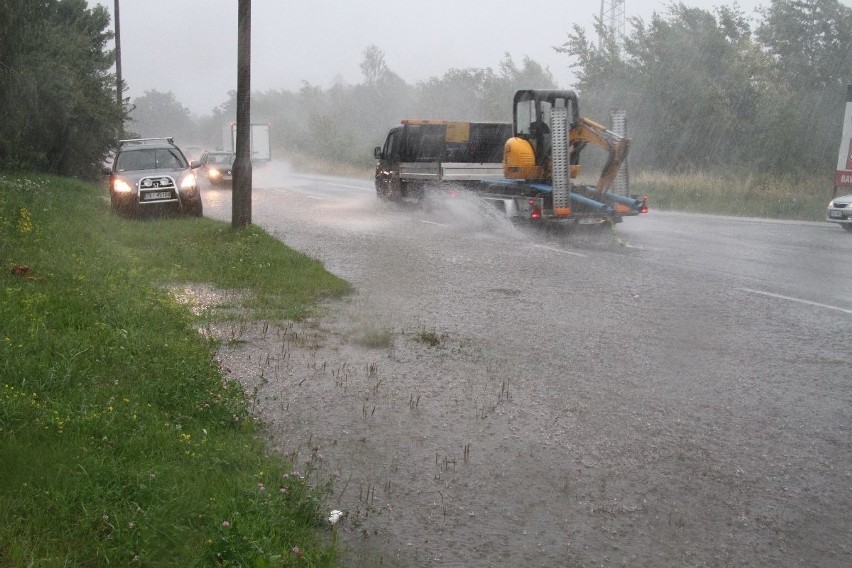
(1, 0, 850, 180)
(0, 0, 126, 178)
(560, 0, 852, 176)
(133, 0, 851, 179)
(128, 49, 557, 168)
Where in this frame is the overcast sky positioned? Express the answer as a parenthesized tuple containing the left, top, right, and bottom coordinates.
(89, 1, 799, 115)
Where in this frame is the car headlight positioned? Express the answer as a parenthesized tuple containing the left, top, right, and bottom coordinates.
(113, 178, 133, 193)
(181, 174, 197, 190)
(208, 169, 221, 179)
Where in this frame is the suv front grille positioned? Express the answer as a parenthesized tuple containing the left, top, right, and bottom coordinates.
(138, 176, 178, 204)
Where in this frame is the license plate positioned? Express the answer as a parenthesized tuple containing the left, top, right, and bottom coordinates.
(829, 210, 843, 219)
(143, 191, 172, 200)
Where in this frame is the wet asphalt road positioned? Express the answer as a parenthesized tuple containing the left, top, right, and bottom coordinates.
(202, 164, 851, 567)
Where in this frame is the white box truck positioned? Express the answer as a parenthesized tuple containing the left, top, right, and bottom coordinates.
(222, 122, 271, 161)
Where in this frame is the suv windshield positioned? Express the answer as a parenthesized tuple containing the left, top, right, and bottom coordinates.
(209, 153, 235, 165)
(116, 148, 188, 172)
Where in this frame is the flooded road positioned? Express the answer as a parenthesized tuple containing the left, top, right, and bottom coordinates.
(202, 163, 852, 567)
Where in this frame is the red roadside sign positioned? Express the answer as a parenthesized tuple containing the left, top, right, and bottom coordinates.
(836, 85, 852, 190)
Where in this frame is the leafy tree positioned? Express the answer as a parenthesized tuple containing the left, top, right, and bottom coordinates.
(128, 90, 196, 142)
(757, 0, 852, 90)
(414, 56, 556, 123)
(486, 55, 558, 119)
(416, 67, 501, 121)
(0, 0, 125, 178)
(360, 44, 391, 87)
(555, 16, 628, 95)
(624, 4, 768, 170)
(354, 46, 414, 153)
(497, 55, 557, 91)
(556, 1, 850, 175)
(756, 0, 852, 171)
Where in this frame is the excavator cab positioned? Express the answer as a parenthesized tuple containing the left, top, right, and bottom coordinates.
(504, 89, 580, 182)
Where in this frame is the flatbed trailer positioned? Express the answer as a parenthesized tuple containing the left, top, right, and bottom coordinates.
(475, 179, 646, 224)
(374, 91, 648, 225)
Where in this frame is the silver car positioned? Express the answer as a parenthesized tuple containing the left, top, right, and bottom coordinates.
(198, 151, 236, 187)
(826, 193, 852, 231)
(105, 138, 202, 217)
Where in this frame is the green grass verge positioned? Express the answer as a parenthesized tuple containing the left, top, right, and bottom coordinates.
(0, 172, 349, 566)
(631, 169, 834, 221)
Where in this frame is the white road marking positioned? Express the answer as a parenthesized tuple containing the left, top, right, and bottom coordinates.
(419, 220, 446, 226)
(266, 188, 324, 200)
(322, 182, 372, 191)
(535, 245, 587, 258)
(741, 288, 852, 315)
(287, 174, 372, 191)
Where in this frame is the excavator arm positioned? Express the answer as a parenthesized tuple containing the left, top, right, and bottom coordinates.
(569, 116, 630, 196)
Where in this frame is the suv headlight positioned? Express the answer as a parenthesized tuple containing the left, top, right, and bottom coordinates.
(113, 178, 133, 193)
(180, 174, 197, 190)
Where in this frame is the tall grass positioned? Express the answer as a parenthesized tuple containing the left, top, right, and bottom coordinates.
(296, 150, 834, 222)
(631, 169, 834, 221)
(283, 151, 374, 180)
(0, 172, 348, 566)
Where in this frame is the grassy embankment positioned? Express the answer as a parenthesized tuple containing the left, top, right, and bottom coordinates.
(631, 170, 832, 221)
(0, 172, 350, 566)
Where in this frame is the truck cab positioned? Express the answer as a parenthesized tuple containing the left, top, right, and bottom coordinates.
(374, 120, 512, 201)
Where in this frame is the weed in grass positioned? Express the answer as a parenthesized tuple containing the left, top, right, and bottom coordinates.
(500, 379, 511, 401)
(332, 363, 354, 388)
(366, 361, 379, 377)
(417, 330, 442, 348)
(356, 327, 395, 349)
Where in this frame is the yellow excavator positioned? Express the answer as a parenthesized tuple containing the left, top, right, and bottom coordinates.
(486, 89, 647, 223)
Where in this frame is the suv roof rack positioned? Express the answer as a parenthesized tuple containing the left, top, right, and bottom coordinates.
(119, 137, 175, 147)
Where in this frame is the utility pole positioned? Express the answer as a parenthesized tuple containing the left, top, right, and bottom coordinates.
(114, 0, 122, 109)
(232, 0, 252, 229)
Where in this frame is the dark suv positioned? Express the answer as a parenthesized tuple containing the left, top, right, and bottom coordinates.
(105, 138, 203, 217)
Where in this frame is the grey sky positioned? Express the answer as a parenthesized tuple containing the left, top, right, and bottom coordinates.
(91, 1, 786, 115)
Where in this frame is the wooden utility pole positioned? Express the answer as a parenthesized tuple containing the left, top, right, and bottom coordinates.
(114, 0, 122, 108)
(232, 0, 252, 229)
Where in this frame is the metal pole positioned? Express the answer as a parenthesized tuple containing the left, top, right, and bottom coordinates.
(232, 0, 252, 229)
(114, 0, 122, 109)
